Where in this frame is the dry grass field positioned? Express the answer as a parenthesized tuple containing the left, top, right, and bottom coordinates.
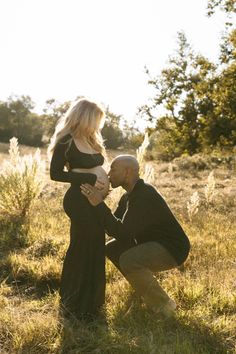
(0, 142, 235, 354)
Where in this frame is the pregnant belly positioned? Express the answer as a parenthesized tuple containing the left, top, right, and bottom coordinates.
(71, 166, 110, 197)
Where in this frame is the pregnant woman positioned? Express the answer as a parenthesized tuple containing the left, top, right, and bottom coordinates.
(48, 98, 109, 321)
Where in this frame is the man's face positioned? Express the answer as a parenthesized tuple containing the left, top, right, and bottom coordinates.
(108, 160, 127, 188)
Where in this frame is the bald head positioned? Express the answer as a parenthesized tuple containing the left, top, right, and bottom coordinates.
(108, 155, 140, 190)
(112, 155, 139, 173)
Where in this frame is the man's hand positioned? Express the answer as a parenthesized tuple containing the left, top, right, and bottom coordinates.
(80, 183, 104, 206)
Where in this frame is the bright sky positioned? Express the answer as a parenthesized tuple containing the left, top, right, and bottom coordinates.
(0, 0, 227, 127)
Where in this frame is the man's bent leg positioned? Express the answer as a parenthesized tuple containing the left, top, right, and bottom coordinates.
(119, 242, 177, 313)
(106, 239, 132, 274)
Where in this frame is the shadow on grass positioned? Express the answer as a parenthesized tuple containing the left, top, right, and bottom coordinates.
(0, 250, 60, 300)
(109, 292, 231, 354)
(0, 227, 61, 299)
(58, 308, 115, 354)
(3, 274, 60, 300)
(57, 294, 231, 354)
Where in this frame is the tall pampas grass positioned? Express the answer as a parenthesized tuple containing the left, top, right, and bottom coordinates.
(187, 191, 200, 221)
(136, 133, 149, 173)
(136, 133, 155, 184)
(204, 171, 216, 206)
(0, 137, 46, 231)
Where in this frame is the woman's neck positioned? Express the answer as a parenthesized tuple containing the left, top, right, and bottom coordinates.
(73, 136, 99, 154)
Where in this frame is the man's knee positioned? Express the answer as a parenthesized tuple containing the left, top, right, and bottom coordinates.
(106, 239, 133, 264)
(119, 248, 141, 274)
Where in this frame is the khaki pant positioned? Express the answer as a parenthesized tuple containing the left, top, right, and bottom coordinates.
(106, 240, 177, 311)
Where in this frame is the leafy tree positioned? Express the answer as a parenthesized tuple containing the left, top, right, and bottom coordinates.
(139, 26, 236, 159)
(102, 108, 124, 149)
(121, 118, 144, 149)
(207, 0, 236, 16)
(0, 96, 139, 149)
(139, 32, 218, 156)
(205, 1, 236, 148)
(0, 101, 13, 142)
(41, 98, 71, 141)
(0, 95, 44, 146)
(206, 33, 236, 148)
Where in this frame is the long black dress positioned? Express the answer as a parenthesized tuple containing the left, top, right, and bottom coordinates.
(50, 134, 105, 319)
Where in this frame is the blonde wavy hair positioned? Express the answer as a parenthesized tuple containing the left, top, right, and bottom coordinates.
(48, 97, 106, 155)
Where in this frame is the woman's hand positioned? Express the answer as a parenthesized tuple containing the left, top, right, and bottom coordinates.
(94, 179, 105, 191)
(95, 179, 110, 198)
(72, 167, 109, 197)
(80, 183, 104, 206)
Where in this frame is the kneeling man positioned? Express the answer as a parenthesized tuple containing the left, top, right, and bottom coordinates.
(81, 155, 190, 318)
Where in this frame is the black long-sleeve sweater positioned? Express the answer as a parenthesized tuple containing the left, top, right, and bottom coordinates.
(95, 179, 190, 265)
(49, 134, 104, 186)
